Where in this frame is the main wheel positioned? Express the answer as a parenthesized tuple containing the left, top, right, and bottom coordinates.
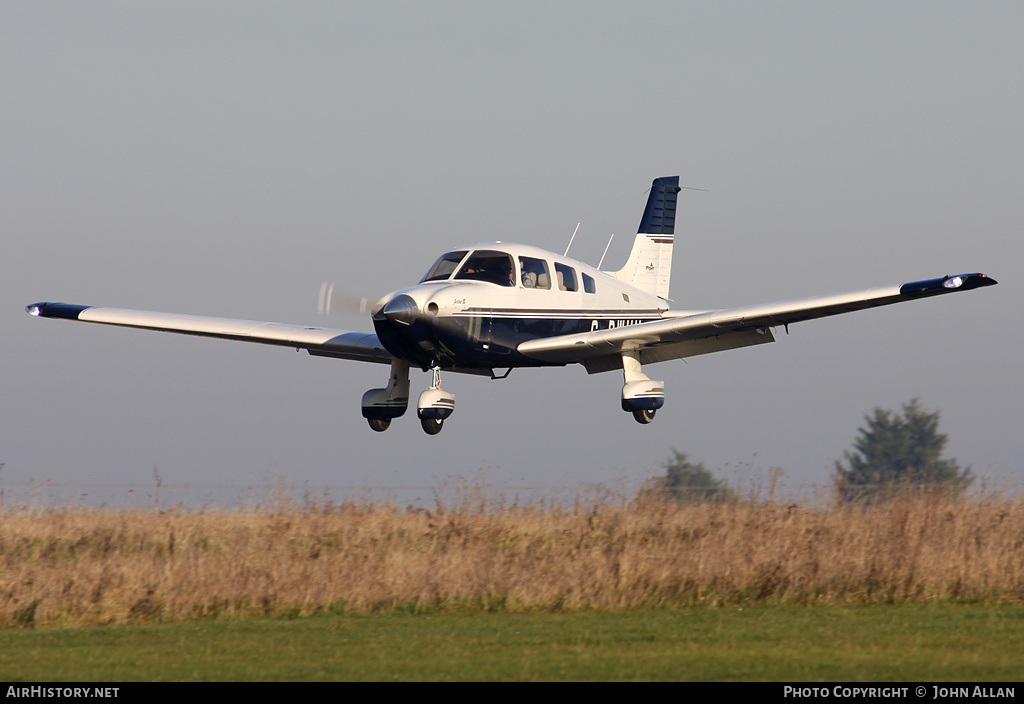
(367, 418, 391, 432)
(420, 417, 444, 435)
(632, 409, 656, 424)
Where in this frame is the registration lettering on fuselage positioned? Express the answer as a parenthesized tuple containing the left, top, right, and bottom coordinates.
(591, 319, 648, 331)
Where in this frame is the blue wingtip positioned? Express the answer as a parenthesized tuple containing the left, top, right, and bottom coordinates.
(899, 273, 997, 298)
(25, 302, 93, 319)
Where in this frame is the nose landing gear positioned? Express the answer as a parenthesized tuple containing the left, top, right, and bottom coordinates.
(417, 366, 455, 435)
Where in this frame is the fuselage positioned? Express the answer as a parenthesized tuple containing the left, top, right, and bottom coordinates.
(371, 242, 668, 371)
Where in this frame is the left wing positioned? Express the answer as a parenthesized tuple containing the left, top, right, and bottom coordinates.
(518, 273, 997, 373)
(25, 302, 393, 364)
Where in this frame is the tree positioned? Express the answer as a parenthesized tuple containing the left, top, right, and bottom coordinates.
(833, 399, 973, 503)
(641, 449, 737, 503)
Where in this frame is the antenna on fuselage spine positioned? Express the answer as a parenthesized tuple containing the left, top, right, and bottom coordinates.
(563, 222, 581, 257)
(597, 234, 615, 270)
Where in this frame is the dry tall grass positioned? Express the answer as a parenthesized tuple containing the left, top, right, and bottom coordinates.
(2, 489, 1023, 628)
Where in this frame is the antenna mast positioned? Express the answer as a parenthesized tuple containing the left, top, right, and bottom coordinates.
(563, 223, 580, 257)
(597, 234, 615, 269)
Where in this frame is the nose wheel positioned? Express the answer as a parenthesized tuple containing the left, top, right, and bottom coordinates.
(420, 418, 444, 435)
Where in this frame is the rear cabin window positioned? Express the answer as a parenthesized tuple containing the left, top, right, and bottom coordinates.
(582, 272, 597, 294)
(519, 256, 550, 289)
(455, 250, 516, 287)
(554, 263, 578, 292)
(421, 251, 468, 282)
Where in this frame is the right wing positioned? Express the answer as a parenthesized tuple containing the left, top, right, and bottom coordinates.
(518, 273, 997, 373)
(26, 302, 393, 364)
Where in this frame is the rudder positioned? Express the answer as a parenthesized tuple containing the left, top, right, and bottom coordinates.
(609, 176, 681, 300)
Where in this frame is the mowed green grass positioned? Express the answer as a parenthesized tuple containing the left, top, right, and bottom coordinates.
(2, 606, 1022, 681)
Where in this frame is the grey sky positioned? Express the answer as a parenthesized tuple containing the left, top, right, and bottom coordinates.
(3, 1, 1021, 505)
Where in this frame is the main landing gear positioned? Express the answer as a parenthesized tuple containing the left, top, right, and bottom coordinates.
(361, 361, 455, 435)
(620, 351, 664, 425)
(361, 359, 410, 432)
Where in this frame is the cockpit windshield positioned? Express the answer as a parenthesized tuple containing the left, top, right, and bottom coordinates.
(454, 250, 516, 287)
(421, 251, 468, 283)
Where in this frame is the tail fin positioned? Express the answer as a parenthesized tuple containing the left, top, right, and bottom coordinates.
(608, 176, 680, 300)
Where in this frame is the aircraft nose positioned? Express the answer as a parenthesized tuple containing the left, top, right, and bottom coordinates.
(381, 294, 418, 326)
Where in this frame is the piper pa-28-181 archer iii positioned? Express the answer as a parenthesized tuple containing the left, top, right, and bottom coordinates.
(27, 176, 997, 434)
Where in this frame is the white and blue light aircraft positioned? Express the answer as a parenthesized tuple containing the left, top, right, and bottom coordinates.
(27, 177, 997, 434)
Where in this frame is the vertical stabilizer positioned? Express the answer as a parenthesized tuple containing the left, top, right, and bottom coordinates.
(608, 176, 681, 300)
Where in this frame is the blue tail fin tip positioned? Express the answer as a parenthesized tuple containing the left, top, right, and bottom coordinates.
(638, 176, 682, 235)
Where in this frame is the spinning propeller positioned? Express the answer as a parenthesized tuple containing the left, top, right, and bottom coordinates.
(317, 282, 375, 316)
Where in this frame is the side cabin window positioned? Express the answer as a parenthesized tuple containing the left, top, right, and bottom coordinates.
(455, 250, 515, 287)
(518, 256, 550, 289)
(554, 262, 577, 292)
(421, 250, 468, 282)
(582, 272, 597, 294)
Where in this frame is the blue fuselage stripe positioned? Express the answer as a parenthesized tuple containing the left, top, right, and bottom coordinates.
(373, 313, 661, 369)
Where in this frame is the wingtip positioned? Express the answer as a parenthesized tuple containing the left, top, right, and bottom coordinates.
(900, 273, 998, 298)
(25, 302, 93, 319)
(950, 273, 998, 289)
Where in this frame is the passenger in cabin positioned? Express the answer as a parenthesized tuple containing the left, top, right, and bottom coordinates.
(519, 256, 550, 289)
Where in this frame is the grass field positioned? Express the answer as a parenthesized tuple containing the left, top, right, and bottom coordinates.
(2, 606, 1022, 681)
(2, 489, 1022, 629)
(3, 490, 1023, 681)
